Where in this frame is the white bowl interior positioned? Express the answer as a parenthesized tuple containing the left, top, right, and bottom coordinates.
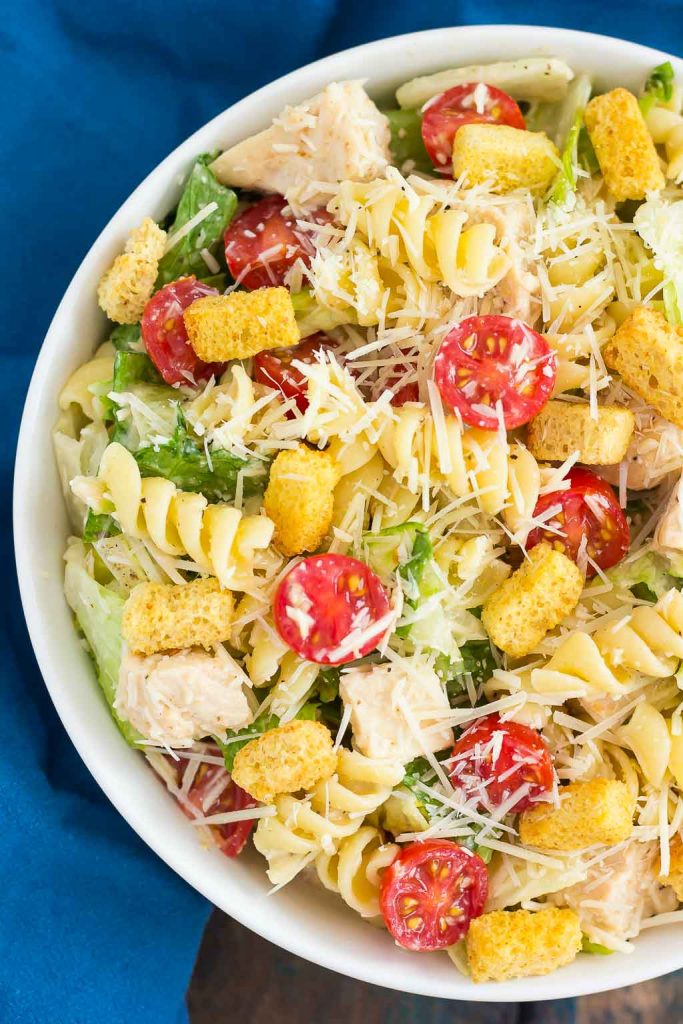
(14, 25, 683, 1001)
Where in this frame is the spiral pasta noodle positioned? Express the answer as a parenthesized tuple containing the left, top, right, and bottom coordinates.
(58, 349, 115, 422)
(253, 750, 404, 885)
(510, 590, 683, 701)
(376, 404, 537, 517)
(315, 825, 398, 918)
(331, 172, 510, 297)
(71, 441, 274, 590)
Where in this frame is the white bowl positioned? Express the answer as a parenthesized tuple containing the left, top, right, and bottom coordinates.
(14, 24, 683, 1000)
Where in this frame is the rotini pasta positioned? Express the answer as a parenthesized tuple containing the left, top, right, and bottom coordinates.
(253, 750, 403, 885)
(58, 345, 115, 422)
(71, 441, 274, 590)
(315, 825, 398, 918)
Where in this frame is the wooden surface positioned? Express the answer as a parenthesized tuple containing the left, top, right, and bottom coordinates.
(188, 910, 683, 1023)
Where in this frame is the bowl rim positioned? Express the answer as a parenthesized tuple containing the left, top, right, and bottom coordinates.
(14, 23, 683, 1001)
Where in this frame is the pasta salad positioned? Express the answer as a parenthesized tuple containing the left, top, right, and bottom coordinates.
(55, 56, 683, 984)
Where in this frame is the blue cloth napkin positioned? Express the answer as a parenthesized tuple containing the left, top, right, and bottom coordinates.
(3, 4, 683, 1022)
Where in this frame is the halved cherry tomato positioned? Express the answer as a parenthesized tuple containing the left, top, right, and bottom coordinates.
(449, 714, 554, 813)
(141, 277, 225, 386)
(421, 83, 525, 174)
(273, 553, 391, 665)
(526, 467, 630, 575)
(379, 839, 488, 951)
(162, 750, 256, 858)
(224, 196, 332, 289)
(434, 315, 556, 430)
(254, 332, 336, 412)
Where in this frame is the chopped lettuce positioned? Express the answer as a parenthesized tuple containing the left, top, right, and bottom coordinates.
(156, 153, 237, 288)
(382, 108, 432, 173)
(581, 937, 614, 955)
(110, 350, 181, 450)
(63, 542, 138, 745)
(396, 58, 574, 110)
(607, 550, 682, 601)
(134, 412, 268, 502)
(442, 638, 498, 700)
(362, 521, 432, 589)
(219, 703, 317, 773)
(639, 61, 675, 116)
(109, 323, 143, 352)
(82, 510, 121, 542)
(634, 196, 683, 325)
(546, 74, 593, 207)
(401, 756, 495, 862)
(290, 289, 355, 338)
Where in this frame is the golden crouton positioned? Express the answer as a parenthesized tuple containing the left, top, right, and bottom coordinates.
(604, 306, 683, 428)
(585, 88, 665, 201)
(527, 401, 635, 465)
(183, 287, 299, 362)
(122, 578, 234, 656)
(519, 778, 633, 851)
(97, 218, 167, 324)
(466, 908, 582, 983)
(662, 834, 683, 900)
(231, 719, 335, 803)
(481, 543, 583, 658)
(452, 124, 559, 193)
(264, 445, 341, 556)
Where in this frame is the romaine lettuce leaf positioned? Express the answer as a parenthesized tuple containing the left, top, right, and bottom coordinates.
(134, 413, 268, 502)
(633, 196, 683, 325)
(156, 153, 237, 288)
(382, 108, 432, 173)
(290, 289, 355, 338)
(639, 61, 675, 115)
(63, 541, 138, 745)
(109, 323, 143, 352)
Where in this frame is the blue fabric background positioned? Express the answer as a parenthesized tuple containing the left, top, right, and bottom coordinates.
(2, 4, 682, 1022)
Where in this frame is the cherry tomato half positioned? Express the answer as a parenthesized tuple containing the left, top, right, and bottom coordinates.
(526, 467, 630, 576)
(141, 277, 225, 386)
(273, 554, 391, 665)
(434, 315, 556, 430)
(163, 751, 257, 858)
(373, 367, 420, 406)
(254, 332, 336, 412)
(421, 83, 525, 174)
(449, 714, 554, 813)
(224, 196, 332, 290)
(379, 839, 488, 951)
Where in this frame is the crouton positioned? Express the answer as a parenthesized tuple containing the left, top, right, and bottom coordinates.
(519, 779, 634, 851)
(264, 445, 341, 556)
(121, 578, 234, 656)
(662, 834, 683, 900)
(183, 287, 299, 362)
(452, 124, 559, 193)
(481, 543, 583, 658)
(585, 88, 665, 201)
(527, 401, 635, 465)
(97, 218, 167, 324)
(603, 307, 683, 428)
(231, 719, 335, 803)
(466, 908, 582, 983)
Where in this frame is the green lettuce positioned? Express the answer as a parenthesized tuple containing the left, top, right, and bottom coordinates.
(290, 289, 355, 338)
(581, 937, 614, 955)
(382, 108, 432, 173)
(156, 153, 237, 288)
(109, 323, 143, 352)
(134, 413, 268, 502)
(63, 543, 138, 745)
(82, 510, 121, 542)
(547, 74, 593, 208)
(639, 61, 675, 116)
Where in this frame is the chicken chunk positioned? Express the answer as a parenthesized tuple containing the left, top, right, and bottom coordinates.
(115, 648, 252, 747)
(210, 81, 391, 210)
(339, 661, 453, 762)
(553, 841, 678, 946)
(653, 473, 683, 555)
(596, 404, 683, 491)
(474, 199, 540, 322)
